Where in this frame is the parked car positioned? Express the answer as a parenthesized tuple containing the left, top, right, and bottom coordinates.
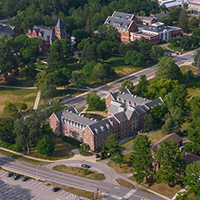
(21, 176, 29, 182)
(13, 174, 21, 180)
(6, 172, 14, 177)
(52, 187, 60, 192)
(48, 100, 54, 106)
(56, 97, 63, 102)
(65, 94, 71, 99)
(81, 164, 90, 168)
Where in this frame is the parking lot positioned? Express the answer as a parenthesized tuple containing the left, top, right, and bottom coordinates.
(0, 170, 87, 200)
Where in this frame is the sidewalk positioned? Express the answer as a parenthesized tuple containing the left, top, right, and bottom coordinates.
(33, 91, 41, 110)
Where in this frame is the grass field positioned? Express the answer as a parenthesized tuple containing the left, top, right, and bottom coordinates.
(53, 165, 105, 180)
(116, 178, 135, 189)
(104, 57, 145, 77)
(0, 149, 50, 165)
(129, 176, 182, 198)
(148, 130, 165, 143)
(168, 44, 188, 53)
(29, 134, 76, 160)
(180, 65, 196, 74)
(0, 88, 38, 118)
(120, 139, 134, 149)
(107, 160, 135, 173)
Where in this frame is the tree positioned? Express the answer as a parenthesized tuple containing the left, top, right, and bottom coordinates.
(136, 75, 148, 96)
(86, 92, 104, 111)
(138, 37, 153, 61)
(71, 72, 84, 92)
(192, 27, 200, 37)
(105, 134, 120, 155)
(0, 35, 19, 77)
(178, 9, 188, 33)
(162, 118, 175, 135)
(37, 135, 55, 155)
(180, 37, 191, 51)
(150, 45, 164, 61)
(34, 71, 53, 88)
(14, 34, 28, 52)
(125, 50, 144, 66)
(25, 62, 37, 79)
(119, 79, 135, 93)
(190, 96, 200, 119)
(188, 117, 200, 144)
(52, 68, 71, 87)
(111, 151, 124, 168)
(147, 78, 179, 99)
(92, 63, 107, 82)
(97, 41, 112, 61)
(181, 161, 200, 199)
(143, 113, 155, 132)
(0, 119, 15, 144)
(47, 52, 67, 72)
(155, 139, 186, 186)
(188, 16, 199, 31)
(190, 35, 199, 47)
(156, 56, 183, 82)
(194, 50, 200, 76)
(3, 103, 18, 116)
(81, 42, 98, 64)
(72, 29, 88, 46)
(82, 61, 97, 77)
(40, 83, 57, 102)
(164, 84, 189, 111)
(169, 7, 182, 22)
(21, 103, 28, 111)
(132, 135, 153, 183)
(79, 143, 90, 155)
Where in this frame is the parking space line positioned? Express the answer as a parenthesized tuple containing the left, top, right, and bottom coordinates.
(58, 190, 66, 196)
(40, 185, 48, 190)
(31, 181, 39, 186)
(61, 192, 69, 198)
(27, 179, 34, 184)
(34, 182, 43, 187)
(43, 187, 52, 192)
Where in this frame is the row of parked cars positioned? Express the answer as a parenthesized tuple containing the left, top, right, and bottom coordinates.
(48, 94, 71, 106)
(6, 172, 60, 192)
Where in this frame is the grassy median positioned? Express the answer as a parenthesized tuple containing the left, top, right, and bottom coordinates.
(52, 165, 105, 180)
(116, 178, 135, 189)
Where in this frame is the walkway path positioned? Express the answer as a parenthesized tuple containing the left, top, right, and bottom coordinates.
(161, 43, 174, 52)
(33, 91, 41, 110)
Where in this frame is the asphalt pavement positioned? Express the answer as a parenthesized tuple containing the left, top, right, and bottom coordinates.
(0, 154, 165, 200)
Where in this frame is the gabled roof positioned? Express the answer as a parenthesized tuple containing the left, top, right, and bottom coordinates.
(182, 152, 200, 164)
(152, 133, 182, 152)
(56, 17, 64, 28)
(114, 112, 128, 123)
(31, 25, 57, 42)
(0, 23, 14, 37)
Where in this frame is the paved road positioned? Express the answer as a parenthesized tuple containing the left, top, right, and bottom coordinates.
(0, 155, 165, 200)
(0, 170, 86, 200)
(64, 48, 199, 109)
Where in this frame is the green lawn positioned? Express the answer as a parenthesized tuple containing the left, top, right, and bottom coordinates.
(187, 77, 200, 99)
(0, 149, 50, 165)
(120, 139, 134, 149)
(148, 130, 165, 144)
(28, 134, 76, 160)
(180, 65, 196, 74)
(84, 113, 105, 120)
(107, 160, 135, 173)
(53, 165, 105, 180)
(104, 57, 144, 77)
(0, 88, 37, 118)
(168, 44, 188, 53)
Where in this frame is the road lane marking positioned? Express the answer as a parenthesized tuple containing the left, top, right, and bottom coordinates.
(0, 158, 110, 190)
(132, 193, 151, 200)
(123, 189, 136, 198)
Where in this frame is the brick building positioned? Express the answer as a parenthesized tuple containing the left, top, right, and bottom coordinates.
(27, 18, 70, 53)
(50, 88, 162, 150)
(104, 11, 181, 44)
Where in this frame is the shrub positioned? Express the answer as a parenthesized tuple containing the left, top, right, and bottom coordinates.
(60, 135, 81, 147)
(21, 103, 28, 111)
(37, 135, 55, 155)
